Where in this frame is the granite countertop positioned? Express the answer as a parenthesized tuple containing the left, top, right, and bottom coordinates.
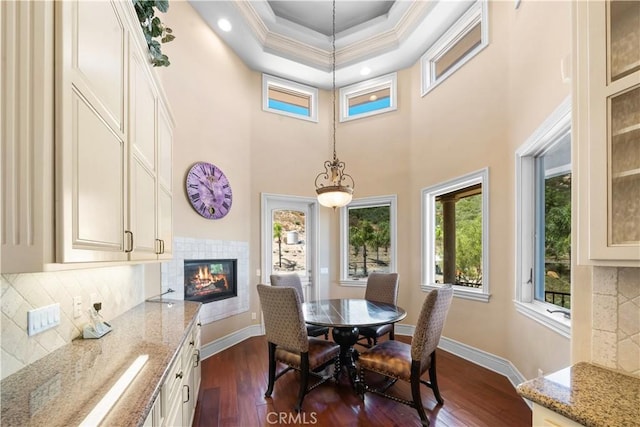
(0, 300, 201, 427)
(517, 362, 640, 427)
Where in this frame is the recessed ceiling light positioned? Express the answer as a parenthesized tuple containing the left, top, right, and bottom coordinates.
(369, 95, 378, 101)
(360, 67, 371, 76)
(218, 18, 232, 32)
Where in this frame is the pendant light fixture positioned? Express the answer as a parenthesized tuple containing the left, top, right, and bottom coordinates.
(314, 0, 355, 209)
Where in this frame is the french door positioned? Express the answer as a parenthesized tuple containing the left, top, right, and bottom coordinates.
(261, 193, 319, 301)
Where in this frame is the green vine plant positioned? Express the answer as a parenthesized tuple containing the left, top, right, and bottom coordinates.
(133, 0, 175, 67)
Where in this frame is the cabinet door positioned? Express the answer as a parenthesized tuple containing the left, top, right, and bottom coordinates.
(56, 0, 128, 262)
(129, 46, 159, 261)
(578, 0, 640, 264)
(157, 103, 173, 259)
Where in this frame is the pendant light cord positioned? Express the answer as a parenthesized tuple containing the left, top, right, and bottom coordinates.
(332, 0, 337, 162)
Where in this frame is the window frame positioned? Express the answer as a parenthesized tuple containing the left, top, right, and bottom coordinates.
(420, 0, 489, 97)
(339, 73, 397, 122)
(421, 168, 490, 302)
(514, 97, 571, 338)
(262, 74, 319, 122)
(339, 195, 397, 286)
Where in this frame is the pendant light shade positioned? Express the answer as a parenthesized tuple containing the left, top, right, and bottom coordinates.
(314, 0, 355, 209)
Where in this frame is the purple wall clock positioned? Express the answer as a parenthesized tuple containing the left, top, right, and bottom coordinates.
(185, 162, 233, 219)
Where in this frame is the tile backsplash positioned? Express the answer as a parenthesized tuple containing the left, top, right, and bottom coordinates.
(592, 266, 640, 377)
(1, 265, 145, 380)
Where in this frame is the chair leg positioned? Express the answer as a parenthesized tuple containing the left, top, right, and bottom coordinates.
(411, 361, 429, 426)
(389, 325, 395, 340)
(295, 353, 310, 412)
(429, 351, 444, 405)
(265, 342, 276, 397)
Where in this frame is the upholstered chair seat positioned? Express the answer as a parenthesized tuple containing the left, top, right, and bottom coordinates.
(270, 273, 330, 340)
(275, 339, 340, 369)
(357, 284, 453, 426)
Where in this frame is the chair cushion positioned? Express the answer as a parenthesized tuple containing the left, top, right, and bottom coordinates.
(357, 340, 422, 381)
(359, 324, 392, 339)
(276, 338, 340, 370)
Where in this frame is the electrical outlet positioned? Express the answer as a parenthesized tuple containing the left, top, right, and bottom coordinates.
(73, 296, 82, 318)
(251, 312, 257, 320)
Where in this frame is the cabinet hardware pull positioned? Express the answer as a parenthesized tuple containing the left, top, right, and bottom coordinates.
(189, 340, 194, 346)
(161, 239, 165, 254)
(125, 231, 133, 253)
(194, 350, 200, 367)
(176, 371, 183, 379)
(183, 384, 190, 403)
(155, 239, 162, 255)
(197, 322, 202, 327)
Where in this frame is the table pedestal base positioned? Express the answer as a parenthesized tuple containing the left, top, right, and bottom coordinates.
(332, 327, 360, 386)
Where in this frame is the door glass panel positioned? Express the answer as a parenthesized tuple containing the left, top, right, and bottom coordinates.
(272, 209, 307, 274)
(609, 85, 640, 245)
(609, 0, 640, 82)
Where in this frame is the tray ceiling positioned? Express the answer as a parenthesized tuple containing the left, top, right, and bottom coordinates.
(189, 0, 475, 89)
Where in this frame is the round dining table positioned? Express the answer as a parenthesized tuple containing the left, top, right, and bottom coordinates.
(302, 298, 407, 386)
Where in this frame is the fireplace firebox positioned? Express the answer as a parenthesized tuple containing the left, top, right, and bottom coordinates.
(184, 259, 237, 303)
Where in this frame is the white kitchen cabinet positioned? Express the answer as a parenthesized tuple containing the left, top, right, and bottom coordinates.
(129, 41, 174, 261)
(1, 0, 56, 272)
(575, 0, 640, 266)
(56, 0, 129, 263)
(532, 404, 584, 427)
(160, 319, 201, 427)
(1, 0, 174, 272)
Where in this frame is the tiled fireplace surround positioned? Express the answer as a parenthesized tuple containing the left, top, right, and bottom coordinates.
(160, 237, 249, 325)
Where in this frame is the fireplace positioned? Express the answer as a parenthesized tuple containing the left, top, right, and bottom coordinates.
(184, 259, 237, 303)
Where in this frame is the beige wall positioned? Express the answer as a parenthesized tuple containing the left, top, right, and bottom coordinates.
(156, 0, 254, 341)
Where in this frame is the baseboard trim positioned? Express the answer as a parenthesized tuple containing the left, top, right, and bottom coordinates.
(202, 322, 529, 406)
(200, 324, 263, 360)
(396, 324, 528, 397)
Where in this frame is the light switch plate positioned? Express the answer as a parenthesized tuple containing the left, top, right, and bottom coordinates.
(28, 303, 60, 336)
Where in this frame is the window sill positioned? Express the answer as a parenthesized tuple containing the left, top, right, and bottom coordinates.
(514, 300, 571, 339)
(421, 284, 490, 302)
(339, 280, 366, 288)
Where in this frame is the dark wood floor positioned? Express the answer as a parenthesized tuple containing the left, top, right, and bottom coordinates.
(193, 335, 531, 427)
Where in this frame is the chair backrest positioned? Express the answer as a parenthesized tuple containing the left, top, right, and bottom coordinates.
(257, 284, 309, 353)
(270, 273, 305, 303)
(411, 284, 454, 368)
(364, 272, 399, 305)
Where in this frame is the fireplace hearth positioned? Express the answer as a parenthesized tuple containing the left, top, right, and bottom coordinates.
(184, 259, 237, 303)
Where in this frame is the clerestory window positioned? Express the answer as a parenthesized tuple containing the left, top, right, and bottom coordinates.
(262, 74, 318, 122)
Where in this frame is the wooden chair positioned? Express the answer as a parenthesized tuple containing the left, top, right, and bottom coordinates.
(356, 284, 454, 426)
(357, 272, 399, 347)
(256, 284, 340, 412)
(270, 273, 330, 339)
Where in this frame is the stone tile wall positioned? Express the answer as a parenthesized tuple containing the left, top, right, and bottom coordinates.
(592, 267, 640, 377)
(1, 265, 145, 380)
